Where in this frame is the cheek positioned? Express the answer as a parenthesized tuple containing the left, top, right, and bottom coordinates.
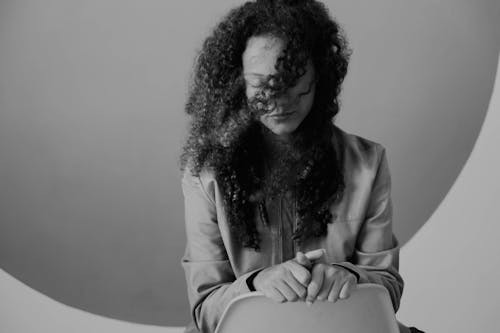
(297, 88, 316, 115)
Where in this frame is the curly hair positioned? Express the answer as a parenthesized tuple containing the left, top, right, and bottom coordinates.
(180, 0, 352, 251)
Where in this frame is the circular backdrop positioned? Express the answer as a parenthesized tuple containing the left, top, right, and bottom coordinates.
(0, 0, 498, 326)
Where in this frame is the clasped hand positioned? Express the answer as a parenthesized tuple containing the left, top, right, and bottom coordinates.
(252, 249, 358, 305)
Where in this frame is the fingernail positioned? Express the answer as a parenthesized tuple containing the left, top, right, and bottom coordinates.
(306, 299, 312, 306)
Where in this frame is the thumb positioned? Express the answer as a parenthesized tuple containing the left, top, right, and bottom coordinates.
(295, 251, 312, 269)
(304, 249, 327, 264)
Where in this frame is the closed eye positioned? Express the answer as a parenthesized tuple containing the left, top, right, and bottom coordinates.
(297, 80, 315, 97)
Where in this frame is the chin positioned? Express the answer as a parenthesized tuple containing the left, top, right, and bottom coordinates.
(259, 114, 305, 137)
(266, 124, 299, 137)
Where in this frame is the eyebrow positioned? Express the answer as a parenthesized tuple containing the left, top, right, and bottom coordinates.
(243, 73, 270, 78)
(244, 73, 315, 86)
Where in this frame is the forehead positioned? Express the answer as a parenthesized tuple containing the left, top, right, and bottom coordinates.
(242, 35, 286, 75)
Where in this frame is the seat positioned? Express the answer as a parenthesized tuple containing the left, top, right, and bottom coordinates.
(214, 283, 399, 333)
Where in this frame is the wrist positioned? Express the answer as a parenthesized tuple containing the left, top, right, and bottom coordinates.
(331, 263, 360, 282)
(247, 269, 264, 291)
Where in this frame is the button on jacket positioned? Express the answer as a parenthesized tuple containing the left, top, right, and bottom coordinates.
(181, 125, 404, 333)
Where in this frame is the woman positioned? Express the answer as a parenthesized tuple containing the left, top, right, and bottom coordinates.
(180, 1, 424, 332)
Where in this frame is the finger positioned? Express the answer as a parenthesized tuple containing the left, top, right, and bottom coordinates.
(295, 251, 312, 269)
(284, 272, 307, 299)
(316, 269, 335, 301)
(306, 265, 324, 304)
(288, 261, 312, 286)
(339, 276, 357, 300)
(327, 275, 344, 303)
(267, 286, 286, 303)
(304, 249, 326, 261)
(276, 279, 299, 302)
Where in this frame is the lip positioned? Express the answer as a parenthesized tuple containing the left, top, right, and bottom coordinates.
(269, 111, 295, 118)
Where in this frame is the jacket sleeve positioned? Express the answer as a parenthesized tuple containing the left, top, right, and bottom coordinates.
(332, 145, 404, 312)
(181, 168, 263, 333)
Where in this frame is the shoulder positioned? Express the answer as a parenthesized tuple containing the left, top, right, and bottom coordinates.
(181, 163, 218, 205)
(184, 126, 388, 201)
(332, 124, 387, 173)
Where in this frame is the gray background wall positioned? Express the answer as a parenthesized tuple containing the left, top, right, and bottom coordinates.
(0, 0, 498, 326)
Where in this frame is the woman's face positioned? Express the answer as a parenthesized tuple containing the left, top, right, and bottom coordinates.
(242, 35, 316, 138)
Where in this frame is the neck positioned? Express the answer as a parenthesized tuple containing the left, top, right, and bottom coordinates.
(258, 126, 300, 196)
(260, 126, 292, 155)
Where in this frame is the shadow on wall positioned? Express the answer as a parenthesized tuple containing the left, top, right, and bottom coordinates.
(0, 0, 498, 327)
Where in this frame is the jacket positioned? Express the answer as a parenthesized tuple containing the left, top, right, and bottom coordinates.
(180, 125, 404, 333)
